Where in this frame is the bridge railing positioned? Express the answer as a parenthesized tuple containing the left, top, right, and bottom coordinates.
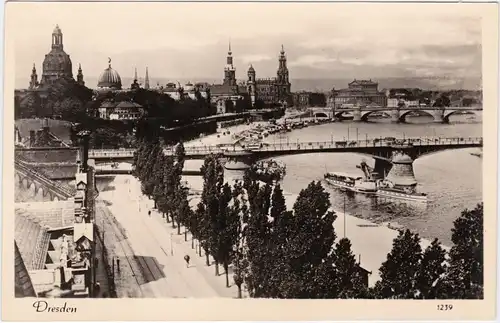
(88, 149, 136, 158)
(256, 137, 482, 152)
(89, 136, 482, 158)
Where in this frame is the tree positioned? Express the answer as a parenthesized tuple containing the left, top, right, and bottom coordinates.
(440, 203, 483, 299)
(281, 181, 336, 298)
(141, 141, 162, 198)
(244, 183, 273, 297)
(162, 156, 177, 224)
(334, 238, 367, 298)
(270, 184, 286, 224)
(231, 181, 248, 298)
(212, 183, 240, 286)
(374, 229, 422, 299)
(198, 155, 225, 267)
(415, 238, 447, 299)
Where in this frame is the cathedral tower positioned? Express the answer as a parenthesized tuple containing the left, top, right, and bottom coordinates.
(247, 64, 256, 106)
(276, 45, 291, 104)
(29, 63, 38, 89)
(223, 41, 237, 86)
(77, 64, 85, 86)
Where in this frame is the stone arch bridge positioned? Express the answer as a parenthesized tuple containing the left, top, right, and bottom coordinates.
(15, 160, 75, 202)
(309, 106, 482, 123)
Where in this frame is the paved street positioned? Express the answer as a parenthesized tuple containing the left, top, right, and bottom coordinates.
(98, 175, 239, 298)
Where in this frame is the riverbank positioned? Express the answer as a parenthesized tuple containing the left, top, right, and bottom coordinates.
(181, 175, 448, 287)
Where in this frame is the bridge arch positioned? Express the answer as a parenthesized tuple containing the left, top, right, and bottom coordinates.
(314, 112, 329, 118)
(443, 110, 478, 123)
(399, 109, 434, 122)
(360, 110, 391, 122)
(334, 110, 354, 119)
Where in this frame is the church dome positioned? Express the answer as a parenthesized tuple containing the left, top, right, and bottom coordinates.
(248, 64, 255, 73)
(97, 59, 122, 90)
(41, 25, 73, 85)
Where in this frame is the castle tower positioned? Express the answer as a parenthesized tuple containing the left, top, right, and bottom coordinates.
(76, 64, 85, 86)
(223, 41, 237, 86)
(276, 45, 291, 104)
(247, 64, 256, 106)
(145, 67, 150, 89)
(384, 152, 417, 190)
(29, 63, 38, 89)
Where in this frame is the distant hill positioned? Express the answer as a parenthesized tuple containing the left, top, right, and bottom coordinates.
(15, 76, 482, 92)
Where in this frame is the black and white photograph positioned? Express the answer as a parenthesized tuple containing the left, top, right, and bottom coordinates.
(3, 1, 498, 321)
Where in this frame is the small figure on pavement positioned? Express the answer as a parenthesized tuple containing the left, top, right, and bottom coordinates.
(148, 210, 151, 217)
(184, 255, 190, 268)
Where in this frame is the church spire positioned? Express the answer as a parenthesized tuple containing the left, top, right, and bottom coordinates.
(223, 41, 236, 86)
(145, 67, 150, 89)
(77, 63, 85, 86)
(134, 67, 138, 82)
(29, 63, 38, 89)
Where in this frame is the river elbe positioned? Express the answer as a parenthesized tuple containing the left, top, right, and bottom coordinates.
(265, 113, 483, 246)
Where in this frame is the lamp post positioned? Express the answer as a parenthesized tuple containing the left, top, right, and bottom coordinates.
(170, 232, 174, 256)
(343, 194, 346, 238)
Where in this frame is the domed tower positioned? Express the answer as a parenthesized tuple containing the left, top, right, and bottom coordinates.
(247, 64, 256, 106)
(97, 58, 122, 90)
(223, 41, 237, 86)
(384, 152, 417, 191)
(41, 25, 73, 86)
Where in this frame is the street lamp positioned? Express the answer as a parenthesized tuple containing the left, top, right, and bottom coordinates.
(170, 232, 174, 256)
(343, 194, 346, 238)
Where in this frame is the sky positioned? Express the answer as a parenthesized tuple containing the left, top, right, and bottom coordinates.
(8, 2, 483, 88)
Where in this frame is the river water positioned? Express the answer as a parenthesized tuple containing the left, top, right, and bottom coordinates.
(265, 113, 483, 246)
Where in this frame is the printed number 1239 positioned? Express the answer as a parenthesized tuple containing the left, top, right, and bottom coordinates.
(437, 304, 453, 311)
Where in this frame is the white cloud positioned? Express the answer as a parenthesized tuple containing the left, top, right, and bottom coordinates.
(239, 54, 273, 64)
(289, 55, 337, 67)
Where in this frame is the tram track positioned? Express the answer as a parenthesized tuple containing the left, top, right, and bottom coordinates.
(96, 201, 147, 298)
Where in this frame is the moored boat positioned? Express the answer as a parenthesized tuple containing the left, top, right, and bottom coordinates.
(377, 180, 427, 202)
(324, 172, 377, 194)
(375, 185, 428, 203)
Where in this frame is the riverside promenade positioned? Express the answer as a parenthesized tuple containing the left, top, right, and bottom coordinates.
(100, 120, 451, 294)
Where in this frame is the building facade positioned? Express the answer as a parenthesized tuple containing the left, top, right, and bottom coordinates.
(248, 45, 292, 107)
(292, 91, 327, 108)
(331, 79, 387, 108)
(210, 43, 292, 113)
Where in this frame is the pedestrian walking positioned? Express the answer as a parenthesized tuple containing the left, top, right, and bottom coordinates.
(148, 210, 151, 217)
(184, 255, 190, 268)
